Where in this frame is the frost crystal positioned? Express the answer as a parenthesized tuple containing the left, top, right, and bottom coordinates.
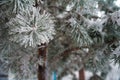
(7, 7, 55, 47)
(112, 45, 120, 57)
(84, 17, 108, 32)
(111, 10, 120, 26)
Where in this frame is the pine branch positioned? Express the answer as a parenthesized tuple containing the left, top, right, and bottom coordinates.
(52, 48, 94, 79)
(50, 46, 89, 65)
(34, 0, 39, 7)
(7, 6, 55, 47)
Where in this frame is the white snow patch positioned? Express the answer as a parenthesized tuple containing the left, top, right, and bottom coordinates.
(114, 0, 120, 7)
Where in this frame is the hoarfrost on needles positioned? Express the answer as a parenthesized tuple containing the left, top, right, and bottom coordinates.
(7, 7, 55, 47)
(112, 45, 120, 57)
(111, 10, 120, 26)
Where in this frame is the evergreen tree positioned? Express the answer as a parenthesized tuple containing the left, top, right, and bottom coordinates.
(0, 0, 120, 80)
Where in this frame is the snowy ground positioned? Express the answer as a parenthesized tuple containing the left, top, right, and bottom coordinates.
(62, 71, 93, 80)
(106, 63, 120, 80)
(9, 63, 120, 80)
(62, 63, 120, 80)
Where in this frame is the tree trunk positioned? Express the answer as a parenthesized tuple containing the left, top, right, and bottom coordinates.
(79, 67, 85, 80)
(38, 44, 47, 80)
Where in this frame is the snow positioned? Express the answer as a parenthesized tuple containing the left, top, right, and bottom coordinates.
(106, 63, 120, 80)
(112, 45, 120, 56)
(114, 0, 120, 7)
(62, 74, 73, 80)
(66, 3, 74, 11)
(61, 71, 92, 80)
(111, 10, 120, 26)
(61, 63, 120, 80)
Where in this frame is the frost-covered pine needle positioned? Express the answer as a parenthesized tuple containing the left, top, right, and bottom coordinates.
(7, 7, 55, 48)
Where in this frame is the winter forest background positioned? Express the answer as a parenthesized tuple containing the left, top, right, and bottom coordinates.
(0, 0, 120, 80)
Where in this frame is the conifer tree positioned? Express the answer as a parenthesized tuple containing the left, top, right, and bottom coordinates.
(0, 0, 120, 80)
